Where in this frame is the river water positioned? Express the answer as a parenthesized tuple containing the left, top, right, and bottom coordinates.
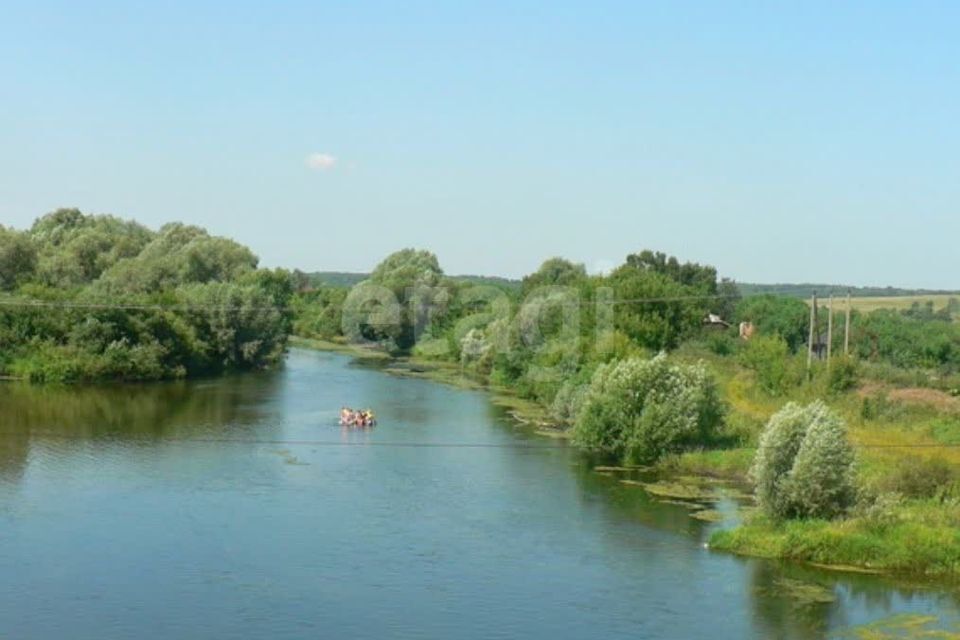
(0, 348, 957, 639)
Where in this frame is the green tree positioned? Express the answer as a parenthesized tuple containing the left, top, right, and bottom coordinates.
(0, 226, 38, 290)
(2, 210, 290, 383)
(751, 401, 856, 520)
(853, 309, 960, 370)
(521, 257, 587, 294)
(573, 354, 724, 464)
(293, 285, 348, 340)
(605, 265, 702, 350)
(735, 295, 809, 351)
(356, 248, 448, 352)
(178, 282, 288, 371)
(715, 277, 741, 323)
(99, 223, 257, 293)
(624, 250, 718, 293)
(738, 334, 798, 395)
(29, 208, 153, 286)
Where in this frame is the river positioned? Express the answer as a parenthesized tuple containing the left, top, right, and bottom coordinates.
(0, 348, 957, 639)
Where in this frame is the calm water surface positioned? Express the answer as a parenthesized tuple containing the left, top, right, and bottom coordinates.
(1, 348, 958, 639)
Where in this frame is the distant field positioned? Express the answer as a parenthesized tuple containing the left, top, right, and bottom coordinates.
(739, 282, 960, 299)
(805, 294, 959, 314)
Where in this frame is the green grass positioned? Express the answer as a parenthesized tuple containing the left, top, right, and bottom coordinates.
(710, 505, 960, 578)
(656, 448, 755, 479)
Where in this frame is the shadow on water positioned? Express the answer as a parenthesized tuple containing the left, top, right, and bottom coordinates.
(0, 369, 283, 482)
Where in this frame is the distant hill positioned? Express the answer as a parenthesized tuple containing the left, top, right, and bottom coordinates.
(306, 273, 956, 300)
(306, 272, 520, 290)
(737, 283, 960, 299)
(451, 274, 521, 290)
(305, 271, 367, 288)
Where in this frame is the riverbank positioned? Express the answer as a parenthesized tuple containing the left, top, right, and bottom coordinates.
(291, 336, 960, 581)
(709, 503, 960, 579)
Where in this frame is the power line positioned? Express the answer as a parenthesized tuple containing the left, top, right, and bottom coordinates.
(0, 299, 289, 313)
(0, 433, 572, 449)
(0, 288, 870, 314)
(3, 431, 960, 450)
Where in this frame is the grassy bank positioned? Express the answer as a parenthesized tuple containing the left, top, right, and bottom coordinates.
(710, 502, 960, 578)
(650, 347, 960, 580)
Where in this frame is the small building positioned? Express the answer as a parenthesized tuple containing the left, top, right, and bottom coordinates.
(702, 313, 731, 330)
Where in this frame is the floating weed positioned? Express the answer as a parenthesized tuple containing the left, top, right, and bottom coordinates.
(761, 577, 836, 607)
(657, 499, 706, 511)
(690, 509, 725, 522)
(837, 613, 960, 639)
(640, 480, 721, 502)
(270, 448, 309, 466)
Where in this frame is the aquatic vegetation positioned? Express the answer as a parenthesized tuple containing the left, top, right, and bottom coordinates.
(690, 509, 725, 522)
(761, 577, 836, 606)
(270, 449, 310, 466)
(838, 613, 960, 639)
(638, 480, 720, 501)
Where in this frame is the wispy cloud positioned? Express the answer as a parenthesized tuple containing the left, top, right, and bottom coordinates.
(305, 152, 337, 171)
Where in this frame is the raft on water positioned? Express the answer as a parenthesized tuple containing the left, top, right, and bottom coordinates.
(339, 407, 377, 428)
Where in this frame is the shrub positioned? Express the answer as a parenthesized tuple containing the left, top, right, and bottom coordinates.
(859, 393, 907, 422)
(549, 379, 588, 426)
(705, 331, 737, 356)
(735, 295, 810, 351)
(738, 334, 801, 395)
(573, 354, 725, 464)
(879, 457, 956, 499)
(826, 355, 859, 393)
(751, 400, 856, 520)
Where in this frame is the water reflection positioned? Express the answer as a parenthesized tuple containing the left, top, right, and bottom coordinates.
(0, 371, 282, 481)
(747, 560, 843, 638)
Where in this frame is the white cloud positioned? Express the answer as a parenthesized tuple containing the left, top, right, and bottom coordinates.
(305, 152, 337, 171)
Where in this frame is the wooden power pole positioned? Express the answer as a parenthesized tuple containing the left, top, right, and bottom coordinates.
(844, 290, 851, 355)
(826, 294, 834, 365)
(807, 291, 817, 370)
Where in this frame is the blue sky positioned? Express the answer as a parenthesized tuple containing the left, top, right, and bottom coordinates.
(1, 2, 958, 287)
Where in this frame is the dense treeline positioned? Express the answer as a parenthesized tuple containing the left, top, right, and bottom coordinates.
(0, 209, 293, 382)
(295, 248, 960, 400)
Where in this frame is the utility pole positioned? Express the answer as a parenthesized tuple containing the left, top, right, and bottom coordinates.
(844, 290, 851, 355)
(807, 291, 817, 370)
(826, 294, 834, 366)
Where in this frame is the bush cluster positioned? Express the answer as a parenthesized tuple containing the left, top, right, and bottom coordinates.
(0, 209, 292, 382)
(572, 354, 725, 464)
(751, 401, 856, 520)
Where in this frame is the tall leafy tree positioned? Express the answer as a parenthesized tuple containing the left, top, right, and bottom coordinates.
(0, 226, 38, 290)
(350, 248, 447, 352)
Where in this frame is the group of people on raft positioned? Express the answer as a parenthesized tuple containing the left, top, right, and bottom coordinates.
(339, 407, 376, 428)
